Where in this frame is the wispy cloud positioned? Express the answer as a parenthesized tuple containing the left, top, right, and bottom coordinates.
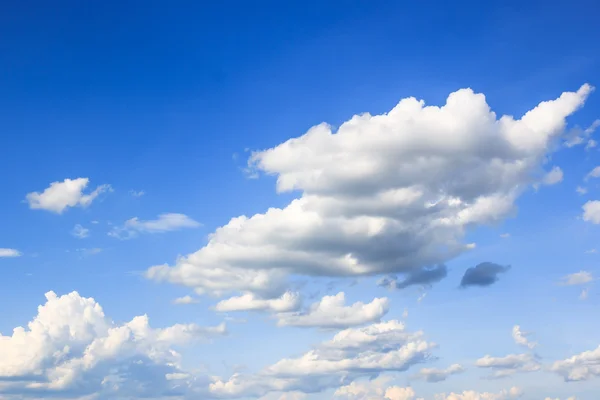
(109, 213, 201, 240)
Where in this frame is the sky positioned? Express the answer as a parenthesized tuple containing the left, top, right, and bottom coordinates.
(1, 1, 600, 399)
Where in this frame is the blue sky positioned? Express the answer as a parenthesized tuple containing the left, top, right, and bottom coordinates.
(1, 1, 600, 399)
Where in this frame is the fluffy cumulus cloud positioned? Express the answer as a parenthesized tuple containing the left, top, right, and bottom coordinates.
(209, 320, 435, 398)
(460, 262, 511, 288)
(173, 295, 199, 305)
(334, 376, 417, 400)
(512, 325, 536, 349)
(109, 213, 201, 240)
(215, 291, 301, 313)
(25, 178, 111, 214)
(146, 85, 593, 299)
(413, 363, 464, 382)
(0, 291, 226, 398)
(0, 248, 21, 257)
(540, 166, 564, 186)
(475, 353, 540, 379)
(550, 345, 600, 381)
(582, 201, 600, 224)
(276, 292, 389, 328)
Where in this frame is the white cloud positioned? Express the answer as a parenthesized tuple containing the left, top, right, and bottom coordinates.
(585, 166, 600, 180)
(276, 292, 389, 328)
(414, 363, 464, 382)
(544, 397, 577, 400)
(499, 233, 510, 238)
(434, 387, 523, 400)
(579, 288, 589, 300)
(0, 248, 21, 258)
(71, 224, 90, 239)
(559, 271, 593, 285)
(475, 353, 540, 378)
(172, 295, 199, 305)
(215, 291, 301, 313)
(550, 345, 600, 381)
(334, 376, 416, 400)
(129, 190, 145, 197)
(0, 291, 226, 397)
(541, 166, 564, 186)
(258, 392, 307, 400)
(564, 119, 600, 148)
(146, 85, 593, 299)
(512, 325, 536, 349)
(25, 178, 111, 214)
(209, 320, 435, 398)
(109, 213, 201, 240)
(76, 248, 102, 256)
(582, 201, 600, 224)
(576, 186, 587, 195)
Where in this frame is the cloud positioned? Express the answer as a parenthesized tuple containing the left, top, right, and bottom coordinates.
(576, 186, 587, 195)
(550, 345, 600, 381)
(145, 85, 592, 299)
(413, 363, 464, 382)
(215, 291, 301, 313)
(579, 288, 589, 300)
(71, 224, 90, 239)
(512, 326, 536, 349)
(334, 376, 416, 400)
(564, 119, 600, 148)
(460, 262, 511, 288)
(434, 387, 523, 400)
(209, 320, 435, 398)
(109, 213, 201, 240)
(0, 248, 21, 258)
(500, 233, 510, 238)
(585, 166, 600, 181)
(0, 291, 226, 398)
(129, 190, 145, 197)
(541, 166, 564, 186)
(378, 265, 448, 290)
(25, 178, 111, 214)
(559, 271, 593, 285)
(276, 292, 389, 329)
(475, 353, 540, 378)
(172, 295, 199, 305)
(76, 248, 102, 256)
(582, 201, 600, 224)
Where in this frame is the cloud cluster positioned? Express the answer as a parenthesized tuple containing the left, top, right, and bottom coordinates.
(0, 291, 226, 398)
(25, 178, 111, 214)
(109, 213, 201, 240)
(276, 292, 389, 329)
(146, 85, 592, 299)
(475, 353, 540, 379)
(209, 320, 435, 398)
(550, 345, 600, 381)
(434, 387, 523, 400)
(334, 376, 417, 400)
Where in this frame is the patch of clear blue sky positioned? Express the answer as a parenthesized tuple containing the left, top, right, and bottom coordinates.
(0, 1, 599, 397)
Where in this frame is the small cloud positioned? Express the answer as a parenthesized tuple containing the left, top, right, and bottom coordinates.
(173, 295, 199, 305)
(71, 224, 90, 239)
(402, 308, 409, 319)
(586, 139, 598, 150)
(91, 220, 100, 224)
(585, 166, 600, 181)
(542, 166, 564, 186)
(417, 292, 427, 303)
(576, 186, 588, 195)
(512, 325, 537, 349)
(129, 190, 145, 197)
(559, 271, 594, 286)
(25, 178, 111, 214)
(500, 233, 511, 238)
(0, 248, 21, 258)
(378, 265, 447, 290)
(76, 248, 103, 256)
(582, 201, 600, 223)
(460, 262, 511, 288)
(109, 213, 201, 240)
(585, 248, 597, 254)
(580, 288, 589, 300)
(564, 119, 600, 147)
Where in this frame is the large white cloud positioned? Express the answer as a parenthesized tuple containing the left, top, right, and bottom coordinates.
(0, 291, 226, 398)
(209, 320, 434, 398)
(550, 345, 600, 381)
(276, 292, 389, 328)
(25, 178, 111, 214)
(146, 85, 593, 298)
